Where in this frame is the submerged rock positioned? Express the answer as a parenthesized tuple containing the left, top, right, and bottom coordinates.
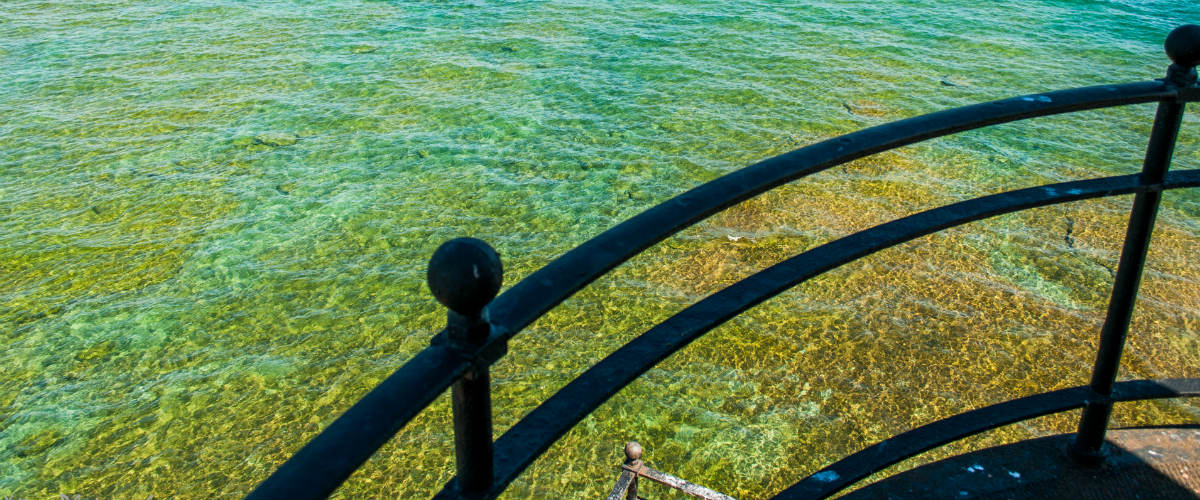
(842, 99, 887, 117)
(255, 132, 299, 147)
(940, 75, 969, 87)
(75, 340, 115, 361)
(351, 44, 378, 54)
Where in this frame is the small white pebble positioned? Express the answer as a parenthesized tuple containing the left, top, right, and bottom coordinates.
(726, 235, 742, 242)
(1008, 471, 1021, 479)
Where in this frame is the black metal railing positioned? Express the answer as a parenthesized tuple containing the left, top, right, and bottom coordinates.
(247, 25, 1200, 500)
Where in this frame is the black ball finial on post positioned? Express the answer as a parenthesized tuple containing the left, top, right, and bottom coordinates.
(429, 238, 504, 498)
(428, 237, 503, 319)
(1164, 24, 1200, 87)
(1165, 24, 1200, 68)
(1073, 23, 1197, 466)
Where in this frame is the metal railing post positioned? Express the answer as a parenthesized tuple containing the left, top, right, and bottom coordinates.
(1071, 24, 1198, 464)
(428, 238, 505, 498)
(624, 442, 643, 500)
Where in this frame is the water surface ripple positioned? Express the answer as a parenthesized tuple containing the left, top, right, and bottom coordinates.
(1, 1, 1199, 498)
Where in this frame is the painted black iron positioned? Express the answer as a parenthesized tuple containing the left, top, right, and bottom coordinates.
(1072, 99, 1189, 465)
(248, 26, 1200, 500)
(432, 238, 505, 498)
(1070, 28, 1198, 463)
(486, 80, 1179, 342)
(466, 170, 1200, 500)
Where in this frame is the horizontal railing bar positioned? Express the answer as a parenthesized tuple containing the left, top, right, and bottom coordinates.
(631, 463, 739, 500)
(487, 81, 1175, 343)
(467, 170, 1200, 499)
(772, 377, 1200, 500)
(247, 342, 471, 500)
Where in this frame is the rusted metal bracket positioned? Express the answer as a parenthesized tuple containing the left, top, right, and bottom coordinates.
(607, 442, 738, 500)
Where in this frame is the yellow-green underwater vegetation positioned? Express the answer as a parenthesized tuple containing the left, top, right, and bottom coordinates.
(1, 1, 1199, 499)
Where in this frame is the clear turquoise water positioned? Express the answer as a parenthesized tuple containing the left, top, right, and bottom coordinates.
(2, 1, 1200, 498)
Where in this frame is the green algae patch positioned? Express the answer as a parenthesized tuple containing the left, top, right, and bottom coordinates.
(0, 164, 238, 339)
(13, 429, 65, 458)
(74, 340, 116, 362)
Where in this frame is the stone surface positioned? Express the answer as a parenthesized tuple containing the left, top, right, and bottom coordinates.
(843, 427, 1200, 500)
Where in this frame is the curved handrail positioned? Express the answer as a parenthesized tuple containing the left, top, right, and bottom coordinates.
(487, 81, 1178, 339)
(432, 170, 1200, 499)
(772, 377, 1200, 500)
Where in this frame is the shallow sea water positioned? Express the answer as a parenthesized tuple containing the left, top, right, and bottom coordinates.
(2, 1, 1200, 498)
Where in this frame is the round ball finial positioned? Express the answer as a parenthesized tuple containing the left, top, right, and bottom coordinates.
(427, 237, 502, 317)
(1165, 24, 1200, 68)
(624, 441, 643, 462)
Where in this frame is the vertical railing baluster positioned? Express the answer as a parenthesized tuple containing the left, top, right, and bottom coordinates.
(428, 238, 505, 498)
(1071, 24, 1198, 464)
